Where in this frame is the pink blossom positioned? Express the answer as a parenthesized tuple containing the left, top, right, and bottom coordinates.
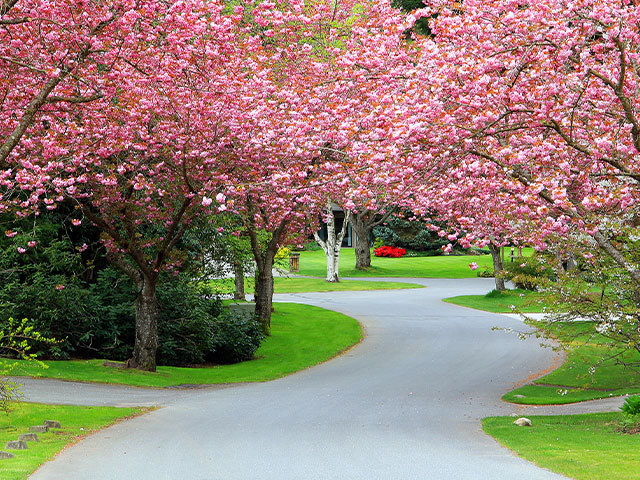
(442, 243, 452, 253)
(27, 241, 37, 247)
(202, 196, 213, 207)
(469, 262, 479, 270)
(72, 219, 82, 226)
(5, 230, 17, 238)
(17, 247, 26, 253)
(77, 243, 88, 252)
(215, 193, 226, 203)
(55, 284, 65, 290)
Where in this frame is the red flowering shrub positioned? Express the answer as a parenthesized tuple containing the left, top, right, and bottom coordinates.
(373, 246, 407, 258)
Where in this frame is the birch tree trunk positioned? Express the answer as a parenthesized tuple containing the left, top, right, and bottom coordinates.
(314, 204, 351, 283)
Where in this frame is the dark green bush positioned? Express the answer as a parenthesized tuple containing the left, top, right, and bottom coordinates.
(207, 313, 263, 364)
(0, 211, 263, 366)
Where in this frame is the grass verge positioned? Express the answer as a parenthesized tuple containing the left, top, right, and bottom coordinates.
(504, 321, 640, 404)
(294, 248, 492, 278)
(10, 303, 363, 388)
(0, 402, 150, 480)
(483, 413, 640, 480)
(443, 288, 546, 313)
(210, 276, 424, 295)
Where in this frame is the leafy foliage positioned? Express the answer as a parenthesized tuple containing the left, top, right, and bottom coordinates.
(621, 395, 640, 417)
(0, 318, 57, 413)
(208, 314, 264, 364)
(372, 214, 449, 254)
(503, 254, 556, 290)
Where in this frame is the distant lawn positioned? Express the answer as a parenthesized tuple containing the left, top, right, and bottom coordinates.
(483, 413, 640, 480)
(210, 276, 424, 295)
(0, 402, 149, 480)
(9, 303, 362, 388)
(294, 248, 492, 278)
(504, 321, 640, 404)
(443, 288, 546, 313)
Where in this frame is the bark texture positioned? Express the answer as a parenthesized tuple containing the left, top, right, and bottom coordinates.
(353, 213, 372, 270)
(489, 243, 506, 291)
(253, 249, 276, 335)
(314, 204, 351, 282)
(126, 277, 159, 371)
(233, 259, 246, 301)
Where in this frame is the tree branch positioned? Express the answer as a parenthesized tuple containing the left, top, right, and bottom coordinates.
(46, 93, 103, 104)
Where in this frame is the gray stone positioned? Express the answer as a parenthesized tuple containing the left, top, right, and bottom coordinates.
(43, 420, 61, 429)
(513, 417, 533, 427)
(5, 440, 27, 450)
(29, 425, 48, 433)
(513, 394, 526, 398)
(18, 433, 39, 442)
(0, 451, 14, 459)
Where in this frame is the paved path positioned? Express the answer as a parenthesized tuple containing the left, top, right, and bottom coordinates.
(22, 278, 623, 480)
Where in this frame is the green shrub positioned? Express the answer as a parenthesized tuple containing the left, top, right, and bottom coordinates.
(372, 212, 451, 254)
(476, 265, 494, 278)
(0, 318, 57, 412)
(207, 313, 263, 364)
(621, 395, 640, 416)
(504, 255, 556, 290)
(0, 211, 262, 367)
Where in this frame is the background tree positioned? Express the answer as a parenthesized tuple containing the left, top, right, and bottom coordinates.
(406, 0, 640, 343)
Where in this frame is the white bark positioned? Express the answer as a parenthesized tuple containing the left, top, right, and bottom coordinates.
(314, 203, 351, 283)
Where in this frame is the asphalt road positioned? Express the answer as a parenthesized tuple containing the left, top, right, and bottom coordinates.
(23, 278, 623, 480)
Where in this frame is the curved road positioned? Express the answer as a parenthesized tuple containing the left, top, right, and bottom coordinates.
(22, 278, 622, 480)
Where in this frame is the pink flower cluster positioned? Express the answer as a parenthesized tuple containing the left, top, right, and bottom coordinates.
(374, 246, 406, 258)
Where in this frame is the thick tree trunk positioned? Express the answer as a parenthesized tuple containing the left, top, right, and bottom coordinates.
(254, 250, 276, 335)
(126, 277, 159, 371)
(233, 258, 245, 300)
(353, 214, 371, 270)
(489, 243, 506, 291)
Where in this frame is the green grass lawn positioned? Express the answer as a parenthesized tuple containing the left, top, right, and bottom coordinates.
(9, 303, 362, 388)
(210, 276, 424, 295)
(443, 288, 546, 313)
(294, 248, 492, 278)
(504, 322, 640, 404)
(483, 413, 640, 480)
(0, 402, 150, 480)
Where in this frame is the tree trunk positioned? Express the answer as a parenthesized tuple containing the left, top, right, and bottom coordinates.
(233, 258, 245, 300)
(353, 214, 371, 270)
(126, 276, 159, 371)
(314, 204, 350, 282)
(254, 249, 276, 335)
(489, 243, 506, 291)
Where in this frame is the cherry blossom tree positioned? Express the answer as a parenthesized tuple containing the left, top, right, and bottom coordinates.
(1, 0, 249, 371)
(220, 0, 413, 326)
(403, 1, 640, 331)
